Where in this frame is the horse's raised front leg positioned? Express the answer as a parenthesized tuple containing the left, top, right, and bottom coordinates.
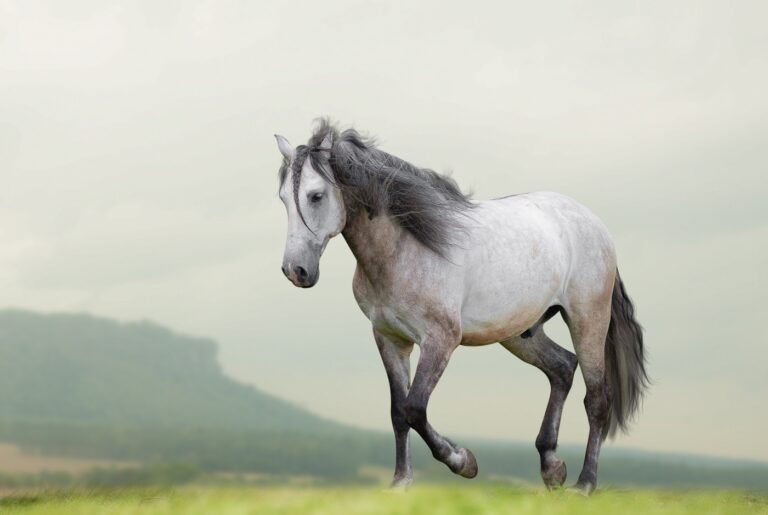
(373, 330, 414, 488)
(405, 332, 477, 479)
(500, 329, 578, 489)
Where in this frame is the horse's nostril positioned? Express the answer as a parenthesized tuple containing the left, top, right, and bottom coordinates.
(296, 266, 308, 281)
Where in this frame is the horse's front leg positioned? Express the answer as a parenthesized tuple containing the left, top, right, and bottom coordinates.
(405, 332, 478, 479)
(373, 330, 414, 488)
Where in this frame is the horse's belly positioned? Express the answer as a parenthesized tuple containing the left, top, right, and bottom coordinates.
(460, 297, 549, 345)
(460, 270, 564, 345)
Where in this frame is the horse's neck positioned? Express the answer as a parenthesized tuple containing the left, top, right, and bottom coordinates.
(342, 212, 404, 284)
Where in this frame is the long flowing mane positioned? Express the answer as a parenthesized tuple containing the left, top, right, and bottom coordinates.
(279, 120, 474, 256)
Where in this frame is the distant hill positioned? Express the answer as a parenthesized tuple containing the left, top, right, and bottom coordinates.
(0, 309, 391, 478)
(0, 309, 339, 432)
(0, 309, 766, 490)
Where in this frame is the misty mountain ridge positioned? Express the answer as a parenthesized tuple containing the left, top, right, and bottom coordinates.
(0, 309, 340, 432)
(0, 308, 766, 490)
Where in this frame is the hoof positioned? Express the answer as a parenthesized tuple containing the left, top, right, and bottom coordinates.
(389, 476, 412, 491)
(541, 458, 567, 490)
(456, 447, 478, 478)
(570, 480, 596, 496)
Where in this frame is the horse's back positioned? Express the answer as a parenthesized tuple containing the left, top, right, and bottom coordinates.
(459, 192, 615, 344)
(476, 191, 615, 275)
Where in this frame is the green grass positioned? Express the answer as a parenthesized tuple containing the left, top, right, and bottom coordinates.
(1, 485, 766, 515)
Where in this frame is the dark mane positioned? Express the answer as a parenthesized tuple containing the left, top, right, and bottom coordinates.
(279, 119, 474, 256)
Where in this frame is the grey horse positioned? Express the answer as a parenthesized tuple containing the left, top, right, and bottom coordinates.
(274, 120, 648, 495)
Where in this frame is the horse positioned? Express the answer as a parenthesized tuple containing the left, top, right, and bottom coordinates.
(273, 120, 648, 495)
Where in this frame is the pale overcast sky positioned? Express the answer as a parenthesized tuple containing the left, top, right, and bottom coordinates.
(1, 1, 766, 461)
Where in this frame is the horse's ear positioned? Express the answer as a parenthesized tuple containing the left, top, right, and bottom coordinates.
(274, 134, 295, 160)
(320, 132, 333, 151)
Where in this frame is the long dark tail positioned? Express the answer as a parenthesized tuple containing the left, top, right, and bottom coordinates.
(603, 269, 649, 440)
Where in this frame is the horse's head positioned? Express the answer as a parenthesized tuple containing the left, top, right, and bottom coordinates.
(275, 133, 346, 288)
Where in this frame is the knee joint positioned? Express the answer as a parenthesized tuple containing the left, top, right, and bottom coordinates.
(404, 401, 426, 428)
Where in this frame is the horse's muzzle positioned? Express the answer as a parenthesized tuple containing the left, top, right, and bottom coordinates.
(282, 263, 318, 288)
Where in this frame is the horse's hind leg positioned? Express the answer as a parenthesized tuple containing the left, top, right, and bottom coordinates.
(500, 328, 578, 489)
(564, 298, 612, 495)
(373, 330, 414, 488)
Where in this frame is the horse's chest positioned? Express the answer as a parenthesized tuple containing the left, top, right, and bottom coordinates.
(352, 269, 428, 343)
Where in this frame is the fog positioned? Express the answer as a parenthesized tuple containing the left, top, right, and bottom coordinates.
(1, 1, 766, 460)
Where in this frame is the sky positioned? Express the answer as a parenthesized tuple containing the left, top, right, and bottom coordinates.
(1, 1, 767, 461)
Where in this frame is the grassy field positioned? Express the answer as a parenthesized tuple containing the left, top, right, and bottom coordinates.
(0, 485, 766, 515)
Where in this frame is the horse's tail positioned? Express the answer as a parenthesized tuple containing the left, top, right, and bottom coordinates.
(603, 268, 649, 440)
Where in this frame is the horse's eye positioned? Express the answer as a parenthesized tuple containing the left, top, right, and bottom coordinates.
(310, 192, 324, 203)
